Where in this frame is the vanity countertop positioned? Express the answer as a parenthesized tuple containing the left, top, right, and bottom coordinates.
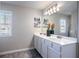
(34, 33, 77, 45)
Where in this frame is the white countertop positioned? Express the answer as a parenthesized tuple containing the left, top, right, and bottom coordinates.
(34, 33, 77, 45)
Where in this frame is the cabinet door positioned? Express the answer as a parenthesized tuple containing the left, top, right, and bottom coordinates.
(47, 46, 60, 58)
(34, 36, 38, 50)
(61, 44, 76, 58)
(37, 38, 42, 54)
(41, 39, 47, 58)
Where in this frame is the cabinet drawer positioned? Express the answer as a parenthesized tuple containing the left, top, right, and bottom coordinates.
(51, 43, 61, 52)
(45, 39, 51, 46)
(48, 46, 60, 58)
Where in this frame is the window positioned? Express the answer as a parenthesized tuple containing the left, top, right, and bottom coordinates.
(0, 10, 12, 37)
(60, 19, 66, 33)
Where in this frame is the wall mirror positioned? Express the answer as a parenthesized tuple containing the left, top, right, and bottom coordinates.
(41, 1, 77, 38)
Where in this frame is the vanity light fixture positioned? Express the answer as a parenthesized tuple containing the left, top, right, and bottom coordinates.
(44, 3, 61, 15)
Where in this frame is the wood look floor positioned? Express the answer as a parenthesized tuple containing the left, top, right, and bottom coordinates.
(0, 49, 42, 58)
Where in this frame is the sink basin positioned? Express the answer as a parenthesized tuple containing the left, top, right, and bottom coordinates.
(49, 35, 77, 45)
(50, 35, 63, 39)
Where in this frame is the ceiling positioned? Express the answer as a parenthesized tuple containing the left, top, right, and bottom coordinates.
(1, 1, 52, 10)
(42, 1, 77, 15)
(1, 1, 77, 15)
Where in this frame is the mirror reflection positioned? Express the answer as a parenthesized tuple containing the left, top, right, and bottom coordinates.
(41, 1, 77, 38)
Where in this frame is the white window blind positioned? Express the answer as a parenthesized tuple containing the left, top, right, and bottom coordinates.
(0, 10, 12, 37)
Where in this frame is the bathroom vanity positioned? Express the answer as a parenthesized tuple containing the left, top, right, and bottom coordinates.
(33, 33, 77, 58)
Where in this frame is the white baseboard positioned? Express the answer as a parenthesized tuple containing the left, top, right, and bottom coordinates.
(0, 48, 34, 56)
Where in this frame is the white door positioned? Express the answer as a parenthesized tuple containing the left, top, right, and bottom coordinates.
(47, 46, 60, 58)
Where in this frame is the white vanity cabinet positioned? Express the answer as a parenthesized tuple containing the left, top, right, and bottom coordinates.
(34, 34, 77, 58)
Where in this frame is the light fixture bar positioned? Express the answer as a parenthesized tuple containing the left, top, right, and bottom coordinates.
(44, 3, 61, 16)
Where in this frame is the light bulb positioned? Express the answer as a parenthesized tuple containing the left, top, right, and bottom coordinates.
(44, 11, 48, 15)
(57, 4, 62, 8)
(47, 10, 51, 15)
(49, 8, 53, 14)
(49, 12, 51, 15)
(50, 8, 52, 12)
(48, 10, 50, 13)
(53, 9, 56, 13)
(53, 6, 56, 13)
(57, 7, 59, 11)
(51, 11, 53, 14)
(53, 6, 56, 10)
(48, 11, 51, 15)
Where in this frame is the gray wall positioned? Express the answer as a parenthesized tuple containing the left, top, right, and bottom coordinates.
(0, 2, 41, 52)
(0, 1, 78, 53)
